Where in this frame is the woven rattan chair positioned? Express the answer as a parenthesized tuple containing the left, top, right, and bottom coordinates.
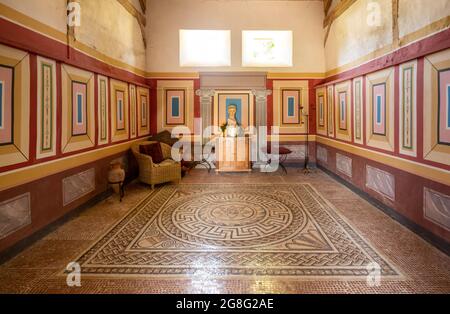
(131, 141, 181, 189)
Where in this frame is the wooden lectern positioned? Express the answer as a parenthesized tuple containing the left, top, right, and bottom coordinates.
(215, 136, 251, 172)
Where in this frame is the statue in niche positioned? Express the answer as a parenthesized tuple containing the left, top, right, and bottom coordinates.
(226, 105, 244, 137)
(227, 105, 238, 127)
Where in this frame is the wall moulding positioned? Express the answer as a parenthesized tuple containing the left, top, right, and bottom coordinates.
(316, 136, 450, 186)
(200, 72, 267, 90)
(325, 22, 450, 82)
(0, 138, 144, 192)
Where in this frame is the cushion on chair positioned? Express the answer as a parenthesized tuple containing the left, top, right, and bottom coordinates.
(153, 159, 177, 167)
(140, 142, 164, 164)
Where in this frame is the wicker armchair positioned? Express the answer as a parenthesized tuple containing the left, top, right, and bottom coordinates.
(131, 141, 181, 189)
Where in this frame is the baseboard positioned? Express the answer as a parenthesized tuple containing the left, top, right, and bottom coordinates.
(318, 165, 450, 256)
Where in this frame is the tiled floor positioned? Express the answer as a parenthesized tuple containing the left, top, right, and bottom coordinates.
(0, 168, 449, 293)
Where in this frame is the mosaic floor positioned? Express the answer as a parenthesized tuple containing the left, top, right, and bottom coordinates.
(0, 168, 449, 293)
(74, 183, 399, 278)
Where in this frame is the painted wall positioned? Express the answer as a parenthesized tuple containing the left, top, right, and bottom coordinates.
(325, 0, 450, 74)
(0, 0, 449, 253)
(316, 143, 450, 243)
(145, 0, 325, 73)
(317, 29, 450, 243)
(319, 0, 450, 244)
(0, 0, 146, 71)
(0, 12, 151, 252)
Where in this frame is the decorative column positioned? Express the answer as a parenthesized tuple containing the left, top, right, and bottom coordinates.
(195, 88, 215, 142)
(251, 89, 272, 164)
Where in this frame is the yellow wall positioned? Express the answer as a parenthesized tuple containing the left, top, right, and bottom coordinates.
(0, 0, 67, 32)
(77, 0, 146, 71)
(325, 0, 450, 75)
(145, 0, 326, 74)
(325, 0, 393, 72)
(0, 0, 146, 71)
(398, 0, 450, 38)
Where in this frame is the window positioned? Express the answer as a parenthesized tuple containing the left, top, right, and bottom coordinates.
(242, 30, 293, 67)
(179, 30, 231, 67)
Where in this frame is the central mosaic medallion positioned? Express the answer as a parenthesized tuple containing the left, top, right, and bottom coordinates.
(73, 184, 400, 278)
(159, 192, 301, 247)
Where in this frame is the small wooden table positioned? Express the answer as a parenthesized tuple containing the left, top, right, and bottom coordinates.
(215, 136, 251, 173)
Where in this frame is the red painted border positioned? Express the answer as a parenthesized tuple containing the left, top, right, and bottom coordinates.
(0, 19, 152, 173)
(0, 18, 147, 86)
(324, 28, 450, 85)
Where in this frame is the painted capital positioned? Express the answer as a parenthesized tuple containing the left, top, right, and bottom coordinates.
(195, 89, 216, 99)
(251, 89, 272, 102)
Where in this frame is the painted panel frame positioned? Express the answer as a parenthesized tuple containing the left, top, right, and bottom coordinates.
(338, 92, 348, 131)
(365, 67, 395, 152)
(36, 57, 57, 159)
(437, 68, 450, 145)
(353, 77, 363, 144)
(165, 89, 186, 126)
(273, 80, 308, 134)
(281, 89, 301, 125)
(0, 64, 14, 146)
(137, 86, 150, 136)
(334, 81, 351, 142)
(71, 81, 88, 136)
(115, 90, 125, 131)
(372, 83, 386, 136)
(110, 79, 129, 143)
(316, 87, 327, 136)
(0, 44, 30, 168)
(61, 64, 95, 154)
(129, 84, 137, 139)
(327, 85, 335, 137)
(423, 48, 450, 165)
(97, 75, 109, 146)
(157, 80, 194, 132)
(399, 60, 417, 157)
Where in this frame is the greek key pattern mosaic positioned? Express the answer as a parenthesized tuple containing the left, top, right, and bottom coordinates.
(71, 184, 399, 278)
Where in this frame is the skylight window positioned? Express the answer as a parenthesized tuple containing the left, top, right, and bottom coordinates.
(242, 30, 293, 67)
(179, 30, 231, 67)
